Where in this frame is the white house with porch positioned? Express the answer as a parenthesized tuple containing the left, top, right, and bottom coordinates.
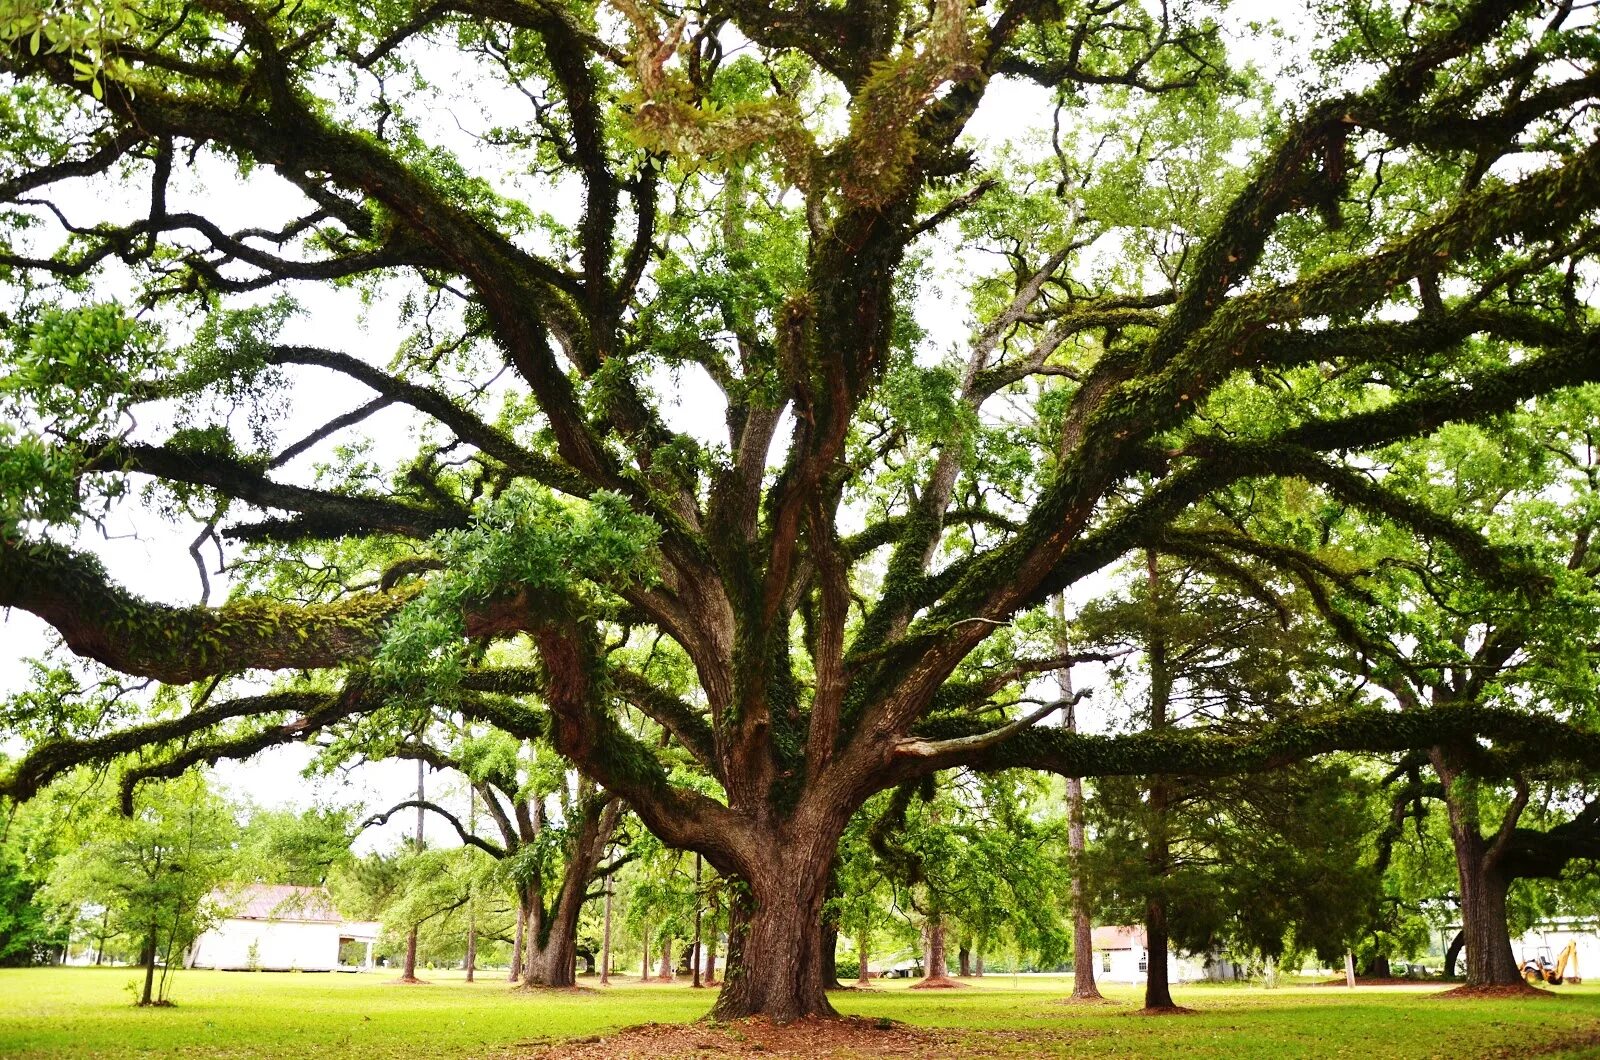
(189, 884, 380, 972)
(1091, 924, 1215, 984)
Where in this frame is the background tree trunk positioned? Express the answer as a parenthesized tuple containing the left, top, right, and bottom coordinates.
(1445, 930, 1465, 978)
(704, 908, 720, 986)
(508, 895, 526, 982)
(657, 935, 674, 981)
(856, 929, 871, 985)
(821, 914, 843, 989)
(958, 943, 972, 977)
(139, 930, 158, 1005)
(599, 875, 613, 986)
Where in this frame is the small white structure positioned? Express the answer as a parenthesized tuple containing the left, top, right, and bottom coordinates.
(189, 884, 380, 972)
(1091, 924, 1208, 984)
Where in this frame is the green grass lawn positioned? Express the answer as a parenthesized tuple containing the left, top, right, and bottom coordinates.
(3, 967, 1600, 1058)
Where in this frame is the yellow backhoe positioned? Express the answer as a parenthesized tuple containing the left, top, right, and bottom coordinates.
(1522, 942, 1581, 986)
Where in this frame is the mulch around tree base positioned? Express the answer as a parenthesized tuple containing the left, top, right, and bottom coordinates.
(908, 975, 968, 989)
(1435, 983, 1552, 999)
(1130, 1004, 1196, 1016)
(1316, 977, 1441, 987)
(525, 1016, 951, 1058)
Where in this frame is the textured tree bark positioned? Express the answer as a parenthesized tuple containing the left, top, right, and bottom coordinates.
(704, 909, 719, 986)
(1432, 751, 1527, 988)
(919, 915, 953, 984)
(401, 928, 419, 982)
(657, 935, 674, 980)
(711, 861, 836, 1021)
(958, 944, 972, 977)
(856, 930, 871, 985)
(974, 949, 984, 977)
(523, 894, 582, 988)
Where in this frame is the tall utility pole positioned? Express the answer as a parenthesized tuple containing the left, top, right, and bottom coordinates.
(692, 854, 703, 988)
(465, 785, 477, 983)
(402, 758, 424, 982)
(599, 873, 614, 986)
(1055, 594, 1103, 1002)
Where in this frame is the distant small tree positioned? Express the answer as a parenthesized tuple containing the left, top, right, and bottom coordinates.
(41, 770, 236, 1004)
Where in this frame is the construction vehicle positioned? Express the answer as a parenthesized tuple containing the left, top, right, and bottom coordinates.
(1522, 941, 1581, 985)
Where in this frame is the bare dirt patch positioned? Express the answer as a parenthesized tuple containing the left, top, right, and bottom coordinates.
(524, 1016, 950, 1058)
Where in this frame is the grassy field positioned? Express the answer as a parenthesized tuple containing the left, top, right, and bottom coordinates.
(3, 967, 1600, 1058)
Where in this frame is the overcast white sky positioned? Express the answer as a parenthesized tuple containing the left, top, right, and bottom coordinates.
(1, 0, 1299, 847)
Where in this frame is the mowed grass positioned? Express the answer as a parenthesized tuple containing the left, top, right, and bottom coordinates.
(3, 966, 1600, 1058)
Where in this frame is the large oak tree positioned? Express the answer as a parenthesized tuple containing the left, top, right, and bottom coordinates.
(3, 0, 1600, 1020)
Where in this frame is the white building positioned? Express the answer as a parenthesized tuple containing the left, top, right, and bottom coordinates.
(1091, 924, 1212, 984)
(189, 884, 380, 972)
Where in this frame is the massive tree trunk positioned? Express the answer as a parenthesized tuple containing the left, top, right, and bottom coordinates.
(523, 898, 582, 988)
(1431, 750, 1526, 988)
(711, 854, 837, 1021)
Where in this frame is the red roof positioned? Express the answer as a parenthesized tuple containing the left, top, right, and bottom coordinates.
(217, 884, 342, 923)
(1091, 925, 1146, 950)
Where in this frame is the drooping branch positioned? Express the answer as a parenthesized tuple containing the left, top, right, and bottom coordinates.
(0, 689, 336, 802)
(916, 704, 1600, 782)
(362, 798, 506, 858)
